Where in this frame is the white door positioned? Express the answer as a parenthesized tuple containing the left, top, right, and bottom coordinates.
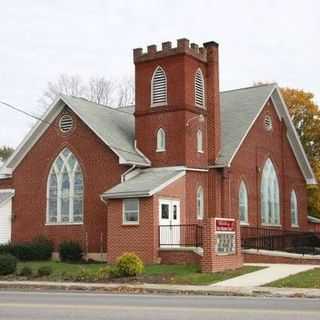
(0, 199, 12, 244)
(159, 199, 180, 247)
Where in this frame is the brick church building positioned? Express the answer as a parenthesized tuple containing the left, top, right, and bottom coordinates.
(0, 38, 317, 270)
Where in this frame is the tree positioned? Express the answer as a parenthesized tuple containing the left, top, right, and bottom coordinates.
(39, 74, 87, 107)
(0, 146, 14, 161)
(40, 74, 134, 108)
(281, 87, 320, 218)
(117, 77, 135, 107)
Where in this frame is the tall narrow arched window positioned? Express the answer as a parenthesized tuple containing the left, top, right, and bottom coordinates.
(261, 159, 280, 225)
(156, 128, 166, 152)
(291, 190, 298, 226)
(195, 68, 205, 107)
(197, 129, 203, 153)
(196, 186, 204, 220)
(151, 66, 167, 106)
(47, 148, 84, 224)
(239, 180, 248, 224)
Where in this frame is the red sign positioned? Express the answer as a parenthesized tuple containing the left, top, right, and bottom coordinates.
(215, 218, 235, 232)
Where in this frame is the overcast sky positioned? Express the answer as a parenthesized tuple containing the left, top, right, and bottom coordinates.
(0, 0, 319, 148)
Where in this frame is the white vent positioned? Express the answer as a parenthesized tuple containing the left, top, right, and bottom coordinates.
(264, 115, 272, 131)
(151, 66, 167, 106)
(59, 115, 73, 133)
(195, 69, 205, 107)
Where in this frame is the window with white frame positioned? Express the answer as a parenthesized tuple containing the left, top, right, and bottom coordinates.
(195, 68, 205, 107)
(290, 190, 298, 226)
(123, 199, 139, 224)
(239, 180, 248, 224)
(151, 66, 167, 106)
(261, 158, 280, 225)
(156, 128, 166, 152)
(47, 148, 84, 224)
(196, 186, 204, 219)
(197, 129, 203, 153)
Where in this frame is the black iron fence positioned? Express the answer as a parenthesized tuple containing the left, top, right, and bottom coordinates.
(241, 226, 320, 255)
(159, 224, 203, 247)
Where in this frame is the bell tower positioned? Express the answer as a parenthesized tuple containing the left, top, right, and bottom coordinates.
(134, 38, 220, 168)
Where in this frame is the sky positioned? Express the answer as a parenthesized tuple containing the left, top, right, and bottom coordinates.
(0, 0, 319, 148)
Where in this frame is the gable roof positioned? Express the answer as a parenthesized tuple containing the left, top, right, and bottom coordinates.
(1, 84, 315, 185)
(216, 84, 276, 166)
(2, 96, 150, 174)
(216, 83, 316, 184)
(102, 168, 185, 199)
(61, 96, 149, 166)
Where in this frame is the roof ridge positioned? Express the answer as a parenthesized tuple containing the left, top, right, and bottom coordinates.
(220, 83, 277, 94)
(61, 95, 134, 116)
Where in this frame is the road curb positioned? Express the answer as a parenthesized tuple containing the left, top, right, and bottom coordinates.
(0, 281, 320, 298)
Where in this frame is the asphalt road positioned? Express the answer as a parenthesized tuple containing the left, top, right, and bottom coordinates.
(0, 290, 319, 320)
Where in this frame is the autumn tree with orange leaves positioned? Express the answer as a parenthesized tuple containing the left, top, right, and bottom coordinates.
(281, 88, 320, 218)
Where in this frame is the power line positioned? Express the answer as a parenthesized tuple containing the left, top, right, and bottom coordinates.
(0, 100, 49, 124)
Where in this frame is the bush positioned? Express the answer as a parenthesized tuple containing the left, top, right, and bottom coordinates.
(72, 266, 111, 282)
(19, 266, 33, 277)
(37, 265, 52, 277)
(0, 243, 12, 255)
(114, 252, 144, 277)
(0, 254, 17, 275)
(96, 266, 111, 281)
(31, 236, 54, 260)
(59, 241, 83, 262)
(3, 236, 53, 261)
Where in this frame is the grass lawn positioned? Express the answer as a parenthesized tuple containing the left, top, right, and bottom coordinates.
(14, 261, 263, 285)
(267, 268, 320, 288)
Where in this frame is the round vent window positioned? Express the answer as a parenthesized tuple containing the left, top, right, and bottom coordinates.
(264, 115, 272, 131)
(59, 115, 73, 133)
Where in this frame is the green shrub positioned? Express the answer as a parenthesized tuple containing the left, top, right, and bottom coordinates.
(114, 252, 144, 277)
(72, 266, 111, 282)
(59, 241, 83, 262)
(31, 236, 54, 260)
(37, 265, 52, 277)
(0, 254, 17, 275)
(4, 236, 53, 261)
(19, 266, 33, 277)
(0, 243, 12, 255)
(96, 266, 111, 281)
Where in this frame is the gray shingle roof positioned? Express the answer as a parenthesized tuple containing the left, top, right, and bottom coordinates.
(61, 96, 149, 166)
(0, 191, 14, 206)
(103, 169, 185, 198)
(216, 84, 275, 166)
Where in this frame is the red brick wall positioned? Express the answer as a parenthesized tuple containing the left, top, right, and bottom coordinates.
(201, 218, 243, 272)
(8, 106, 128, 252)
(107, 175, 186, 264)
(229, 99, 309, 231)
(107, 197, 157, 264)
(134, 42, 219, 169)
(159, 250, 201, 265)
(0, 178, 12, 189)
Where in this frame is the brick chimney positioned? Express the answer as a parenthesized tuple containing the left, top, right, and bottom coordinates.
(204, 41, 221, 164)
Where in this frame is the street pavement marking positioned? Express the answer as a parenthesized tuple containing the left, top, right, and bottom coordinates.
(0, 303, 318, 315)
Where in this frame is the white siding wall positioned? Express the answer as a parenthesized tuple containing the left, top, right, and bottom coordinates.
(0, 199, 12, 244)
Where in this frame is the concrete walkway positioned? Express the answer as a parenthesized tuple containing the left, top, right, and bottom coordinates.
(211, 263, 316, 287)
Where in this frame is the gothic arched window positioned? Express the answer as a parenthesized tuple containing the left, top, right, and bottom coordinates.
(47, 148, 84, 224)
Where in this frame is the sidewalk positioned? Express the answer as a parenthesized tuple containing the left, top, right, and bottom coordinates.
(210, 263, 316, 287)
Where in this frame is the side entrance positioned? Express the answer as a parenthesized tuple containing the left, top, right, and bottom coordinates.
(159, 199, 180, 247)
